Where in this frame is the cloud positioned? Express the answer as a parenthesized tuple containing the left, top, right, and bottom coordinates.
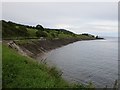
(2, 2, 118, 36)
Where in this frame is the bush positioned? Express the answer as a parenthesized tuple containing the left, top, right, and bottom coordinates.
(36, 31, 48, 37)
(17, 26, 29, 37)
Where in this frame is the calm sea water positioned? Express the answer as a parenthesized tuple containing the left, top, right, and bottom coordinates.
(39, 37, 118, 88)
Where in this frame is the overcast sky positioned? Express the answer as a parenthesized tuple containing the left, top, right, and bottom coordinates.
(2, 2, 118, 37)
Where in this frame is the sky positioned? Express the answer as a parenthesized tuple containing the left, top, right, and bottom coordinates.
(2, 2, 118, 37)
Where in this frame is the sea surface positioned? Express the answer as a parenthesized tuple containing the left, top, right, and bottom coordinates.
(39, 37, 118, 88)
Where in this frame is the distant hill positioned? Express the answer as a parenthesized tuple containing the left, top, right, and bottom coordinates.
(1, 20, 75, 39)
(1, 20, 96, 40)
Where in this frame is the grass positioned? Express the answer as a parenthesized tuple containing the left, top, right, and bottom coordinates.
(2, 44, 71, 88)
(0, 43, 2, 89)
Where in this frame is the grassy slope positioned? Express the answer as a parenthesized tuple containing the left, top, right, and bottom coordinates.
(0, 43, 2, 89)
(2, 44, 71, 88)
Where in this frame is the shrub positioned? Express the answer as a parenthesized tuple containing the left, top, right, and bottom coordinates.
(36, 31, 48, 37)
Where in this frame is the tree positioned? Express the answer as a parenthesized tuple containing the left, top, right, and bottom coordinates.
(51, 33, 56, 38)
(36, 31, 48, 37)
(36, 24, 44, 31)
(82, 33, 89, 36)
(96, 35, 99, 39)
(18, 26, 29, 37)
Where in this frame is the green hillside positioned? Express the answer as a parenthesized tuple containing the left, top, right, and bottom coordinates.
(1, 20, 96, 40)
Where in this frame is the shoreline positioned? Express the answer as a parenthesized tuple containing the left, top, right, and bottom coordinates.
(11, 38, 96, 57)
(3, 38, 103, 59)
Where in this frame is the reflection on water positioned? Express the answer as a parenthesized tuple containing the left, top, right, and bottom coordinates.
(38, 37, 118, 88)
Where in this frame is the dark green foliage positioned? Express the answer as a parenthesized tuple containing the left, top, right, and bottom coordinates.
(91, 35, 95, 38)
(82, 33, 94, 37)
(51, 33, 56, 38)
(2, 20, 29, 38)
(82, 33, 89, 36)
(17, 26, 29, 36)
(36, 24, 44, 31)
(36, 31, 48, 37)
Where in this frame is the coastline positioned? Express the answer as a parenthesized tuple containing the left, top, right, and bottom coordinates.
(3, 38, 98, 59)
